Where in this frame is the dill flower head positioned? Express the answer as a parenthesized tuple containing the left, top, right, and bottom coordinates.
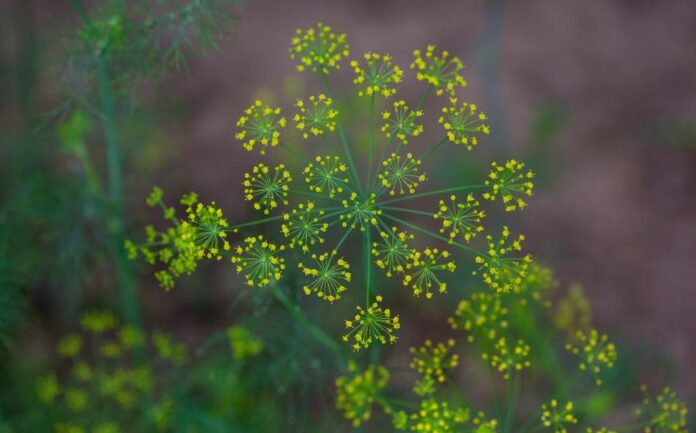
(351, 52, 403, 98)
(281, 201, 328, 252)
(635, 386, 688, 433)
(541, 400, 578, 433)
(554, 283, 592, 334)
(298, 252, 351, 303)
(372, 227, 413, 277)
(226, 326, 263, 362)
(403, 247, 456, 299)
(439, 98, 491, 150)
(303, 155, 350, 198)
(378, 152, 427, 196)
(230, 235, 286, 287)
(566, 329, 617, 386)
(410, 339, 459, 386)
(290, 22, 349, 74)
(381, 100, 424, 144)
(411, 45, 467, 96)
(512, 262, 556, 306)
(81, 310, 117, 333)
(243, 163, 292, 215)
(58, 334, 83, 358)
(235, 100, 286, 155)
(474, 226, 532, 293)
(483, 159, 535, 212)
(483, 337, 531, 380)
(335, 362, 389, 427)
(340, 192, 383, 232)
(399, 399, 470, 433)
(433, 194, 485, 243)
(448, 292, 508, 343)
(294, 94, 338, 139)
(343, 295, 400, 351)
(182, 199, 231, 259)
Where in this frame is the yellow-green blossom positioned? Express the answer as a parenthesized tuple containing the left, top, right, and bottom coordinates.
(230, 235, 286, 287)
(335, 362, 389, 427)
(58, 334, 83, 358)
(290, 23, 349, 74)
(541, 400, 578, 433)
(411, 45, 467, 96)
(227, 326, 263, 361)
(566, 329, 617, 386)
(635, 386, 688, 433)
(340, 192, 382, 232)
(294, 94, 338, 138)
(351, 52, 403, 97)
(343, 295, 400, 351)
(378, 152, 427, 196)
(448, 292, 508, 343)
(410, 339, 459, 385)
(81, 310, 117, 333)
(473, 226, 531, 293)
(298, 252, 351, 303)
(396, 398, 470, 433)
(243, 163, 292, 215)
(381, 100, 424, 144)
(235, 100, 286, 155)
(37, 372, 60, 405)
(303, 155, 350, 198)
(482, 159, 534, 212)
(372, 227, 413, 277)
(439, 98, 490, 150)
(554, 284, 592, 334)
(403, 247, 456, 299)
(433, 194, 485, 243)
(281, 201, 328, 252)
(483, 337, 531, 380)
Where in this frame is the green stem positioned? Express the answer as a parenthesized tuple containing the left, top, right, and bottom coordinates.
(416, 84, 433, 110)
(367, 94, 375, 189)
(378, 184, 486, 206)
(333, 226, 354, 254)
(380, 206, 434, 218)
(69, 0, 140, 329)
(504, 373, 521, 433)
(364, 226, 373, 306)
(229, 214, 286, 230)
(419, 137, 447, 161)
(279, 142, 309, 164)
(382, 213, 484, 257)
(269, 284, 341, 356)
(320, 71, 362, 195)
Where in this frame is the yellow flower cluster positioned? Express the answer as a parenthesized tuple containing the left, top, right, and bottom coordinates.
(340, 192, 382, 232)
(439, 98, 490, 151)
(281, 201, 328, 252)
(541, 400, 578, 433)
(230, 235, 286, 287)
(335, 362, 389, 427)
(483, 159, 535, 212)
(474, 226, 531, 293)
(235, 100, 286, 155)
(243, 163, 292, 215)
(372, 227, 413, 277)
(448, 292, 509, 343)
(351, 52, 403, 97)
(566, 329, 617, 386)
(294, 94, 338, 139)
(382, 100, 424, 144)
(343, 295, 400, 351)
(393, 399, 470, 433)
(303, 155, 349, 198)
(409, 339, 459, 386)
(298, 252, 351, 302)
(554, 284, 592, 334)
(227, 325, 263, 362)
(290, 22, 349, 74)
(411, 45, 467, 96)
(483, 337, 531, 380)
(378, 152, 426, 196)
(403, 247, 456, 299)
(433, 194, 485, 243)
(635, 386, 688, 433)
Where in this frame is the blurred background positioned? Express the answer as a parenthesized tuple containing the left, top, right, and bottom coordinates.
(1, 0, 694, 430)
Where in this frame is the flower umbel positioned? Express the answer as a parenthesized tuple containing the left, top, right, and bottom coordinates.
(474, 226, 531, 293)
(433, 194, 485, 243)
(448, 292, 508, 343)
(541, 400, 578, 433)
(243, 163, 292, 215)
(372, 227, 413, 277)
(483, 337, 531, 380)
(235, 100, 286, 155)
(439, 98, 490, 151)
(566, 329, 617, 386)
(378, 152, 426, 196)
(298, 252, 351, 302)
(335, 362, 389, 427)
(403, 247, 456, 299)
(483, 159, 535, 212)
(410, 339, 459, 385)
(294, 94, 338, 139)
(290, 22, 349, 74)
(635, 386, 688, 433)
(351, 52, 403, 98)
(381, 100, 424, 144)
(343, 295, 400, 351)
(411, 45, 467, 96)
(303, 155, 350, 198)
(230, 235, 286, 287)
(281, 201, 329, 252)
